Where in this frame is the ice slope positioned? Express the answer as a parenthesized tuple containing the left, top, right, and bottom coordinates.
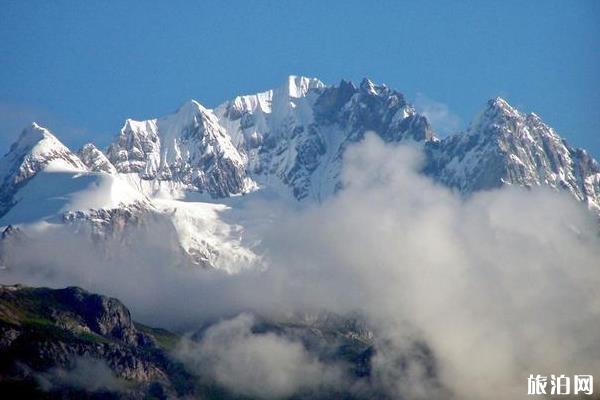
(0, 123, 144, 227)
(0, 169, 146, 226)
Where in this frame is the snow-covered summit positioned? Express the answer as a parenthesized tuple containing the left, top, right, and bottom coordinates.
(2, 123, 86, 172)
(425, 97, 600, 211)
(468, 97, 521, 135)
(0, 123, 87, 217)
(9, 122, 54, 151)
(105, 76, 431, 201)
(216, 75, 323, 117)
(359, 78, 378, 95)
(213, 76, 433, 200)
(104, 77, 598, 205)
(5, 83, 599, 211)
(107, 99, 254, 198)
(0, 123, 151, 223)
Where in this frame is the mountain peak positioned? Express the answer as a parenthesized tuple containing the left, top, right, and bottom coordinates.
(0, 124, 87, 216)
(168, 99, 224, 134)
(467, 97, 521, 135)
(4, 123, 85, 170)
(171, 99, 215, 122)
(427, 95, 600, 210)
(177, 99, 205, 113)
(12, 122, 57, 150)
(485, 97, 520, 119)
(488, 96, 510, 107)
(5, 124, 86, 171)
(280, 75, 325, 98)
(359, 78, 377, 94)
(338, 79, 357, 91)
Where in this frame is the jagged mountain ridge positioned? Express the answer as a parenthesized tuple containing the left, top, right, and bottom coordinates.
(2, 76, 596, 209)
(103, 75, 599, 207)
(108, 76, 434, 201)
(0, 76, 598, 272)
(424, 97, 600, 211)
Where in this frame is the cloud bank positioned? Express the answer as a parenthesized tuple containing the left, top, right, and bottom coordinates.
(2, 134, 599, 399)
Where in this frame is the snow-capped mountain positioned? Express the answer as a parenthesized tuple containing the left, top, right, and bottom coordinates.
(0, 76, 598, 273)
(0, 123, 87, 216)
(0, 124, 149, 225)
(108, 75, 595, 207)
(425, 97, 600, 211)
(105, 76, 433, 201)
(0, 124, 258, 272)
(107, 100, 255, 198)
(215, 76, 433, 200)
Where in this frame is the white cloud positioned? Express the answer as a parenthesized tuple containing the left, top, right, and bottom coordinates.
(260, 134, 600, 398)
(176, 314, 344, 399)
(414, 93, 462, 136)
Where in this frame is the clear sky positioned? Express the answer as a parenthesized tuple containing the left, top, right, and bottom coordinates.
(1, 0, 599, 157)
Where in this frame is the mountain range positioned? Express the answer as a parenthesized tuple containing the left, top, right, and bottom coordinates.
(0, 76, 598, 271)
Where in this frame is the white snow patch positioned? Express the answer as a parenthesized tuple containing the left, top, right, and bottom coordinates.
(0, 171, 145, 226)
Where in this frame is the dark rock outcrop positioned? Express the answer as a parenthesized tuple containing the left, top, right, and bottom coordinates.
(0, 285, 193, 399)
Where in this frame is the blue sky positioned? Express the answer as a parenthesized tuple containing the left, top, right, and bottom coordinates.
(1, 1, 599, 157)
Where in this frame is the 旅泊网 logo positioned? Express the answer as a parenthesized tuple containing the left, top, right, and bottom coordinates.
(527, 374, 593, 396)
